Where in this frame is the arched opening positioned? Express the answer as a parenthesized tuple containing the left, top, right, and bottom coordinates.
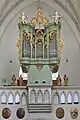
(21, 92, 27, 105)
(15, 92, 20, 104)
(35, 80, 38, 83)
(67, 92, 72, 104)
(30, 89, 36, 103)
(1, 92, 7, 104)
(8, 93, 14, 104)
(37, 90, 43, 103)
(53, 92, 60, 105)
(60, 92, 66, 104)
(42, 80, 46, 83)
(44, 90, 50, 103)
(74, 92, 79, 104)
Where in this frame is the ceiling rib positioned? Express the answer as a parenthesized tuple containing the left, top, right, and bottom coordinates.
(68, 0, 80, 25)
(0, 0, 25, 26)
(54, 0, 80, 32)
(0, 0, 10, 19)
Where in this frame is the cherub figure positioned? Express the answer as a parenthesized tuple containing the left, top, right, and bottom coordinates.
(50, 11, 61, 24)
(20, 12, 28, 24)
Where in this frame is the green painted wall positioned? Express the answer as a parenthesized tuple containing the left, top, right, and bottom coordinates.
(28, 65, 52, 84)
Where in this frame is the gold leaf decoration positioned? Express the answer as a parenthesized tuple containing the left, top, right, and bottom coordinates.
(31, 8, 48, 26)
(58, 39, 64, 56)
(17, 40, 21, 62)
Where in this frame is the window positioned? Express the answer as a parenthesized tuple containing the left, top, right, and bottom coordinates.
(37, 90, 43, 103)
(44, 90, 50, 103)
(1, 92, 7, 104)
(30, 89, 36, 103)
(74, 92, 79, 104)
(21, 93, 27, 105)
(60, 92, 66, 104)
(67, 92, 72, 104)
(8, 93, 13, 104)
(53, 92, 59, 105)
(15, 92, 20, 104)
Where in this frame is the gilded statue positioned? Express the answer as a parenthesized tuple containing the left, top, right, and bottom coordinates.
(31, 8, 48, 26)
(17, 40, 21, 61)
(56, 75, 62, 86)
(63, 75, 68, 86)
(58, 39, 64, 56)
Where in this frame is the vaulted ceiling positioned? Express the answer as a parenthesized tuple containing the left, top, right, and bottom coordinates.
(0, 0, 80, 42)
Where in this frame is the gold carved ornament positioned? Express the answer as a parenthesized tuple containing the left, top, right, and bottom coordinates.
(49, 30, 57, 41)
(70, 108, 78, 119)
(36, 29, 43, 44)
(23, 30, 31, 41)
(31, 8, 49, 26)
(58, 39, 64, 56)
(49, 31, 54, 40)
(56, 107, 64, 119)
(26, 32, 31, 41)
(17, 39, 21, 62)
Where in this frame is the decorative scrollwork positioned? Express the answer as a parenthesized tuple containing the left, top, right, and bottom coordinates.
(56, 107, 64, 119)
(2, 108, 11, 119)
(70, 108, 78, 119)
(16, 108, 25, 119)
(58, 39, 64, 56)
(31, 8, 48, 27)
(17, 40, 21, 62)
(23, 30, 30, 41)
(36, 64, 43, 71)
(36, 29, 43, 44)
(49, 30, 57, 41)
(49, 31, 54, 40)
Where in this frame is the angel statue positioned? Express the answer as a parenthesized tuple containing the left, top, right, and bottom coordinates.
(50, 11, 61, 24)
(19, 12, 28, 24)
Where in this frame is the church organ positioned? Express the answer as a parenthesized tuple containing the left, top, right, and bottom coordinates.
(17, 8, 63, 68)
(17, 8, 64, 113)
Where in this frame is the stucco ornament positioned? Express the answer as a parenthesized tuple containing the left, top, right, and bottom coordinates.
(56, 107, 64, 119)
(70, 108, 78, 119)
